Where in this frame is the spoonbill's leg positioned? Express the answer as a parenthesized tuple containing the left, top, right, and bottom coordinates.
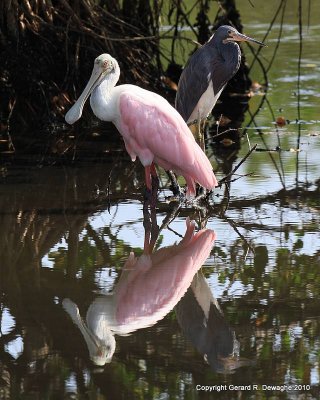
(144, 166, 152, 190)
(143, 216, 151, 254)
(149, 205, 159, 249)
(150, 163, 159, 208)
(143, 163, 158, 210)
(143, 165, 152, 210)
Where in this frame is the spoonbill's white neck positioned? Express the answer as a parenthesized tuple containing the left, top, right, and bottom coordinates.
(90, 68, 120, 122)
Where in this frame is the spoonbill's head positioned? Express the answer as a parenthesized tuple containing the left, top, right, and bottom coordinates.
(65, 54, 119, 124)
(62, 297, 116, 366)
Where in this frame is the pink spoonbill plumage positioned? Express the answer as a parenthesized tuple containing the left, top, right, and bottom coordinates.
(62, 217, 216, 365)
(65, 54, 217, 204)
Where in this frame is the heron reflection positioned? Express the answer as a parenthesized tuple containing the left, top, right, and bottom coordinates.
(175, 271, 251, 373)
(63, 216, 216, 366)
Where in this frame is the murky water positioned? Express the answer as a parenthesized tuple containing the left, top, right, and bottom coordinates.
(1, 2, 320, 399)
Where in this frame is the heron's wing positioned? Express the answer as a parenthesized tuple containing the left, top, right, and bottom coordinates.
(209, 43, 240, 95)
(118, 90, 217, 192)
(175, 46, 213, 122)
(175, 43, 237, 122)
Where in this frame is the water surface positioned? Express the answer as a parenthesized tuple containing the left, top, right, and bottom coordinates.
(1, 1, 320, 399)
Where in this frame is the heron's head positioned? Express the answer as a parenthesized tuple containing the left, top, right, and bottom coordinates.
(65, 54, 120, 124)
(215, 25, 265, 47)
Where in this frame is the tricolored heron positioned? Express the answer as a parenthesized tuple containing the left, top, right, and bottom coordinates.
(175, 25, 266, 147)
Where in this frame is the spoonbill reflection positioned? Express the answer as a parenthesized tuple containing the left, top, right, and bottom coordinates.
(65, 54, 217, 205)
(63, 217, 215, 365)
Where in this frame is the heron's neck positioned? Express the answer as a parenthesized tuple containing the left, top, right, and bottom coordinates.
(90, 69, 120, 121)
(222, 42, 241, 75)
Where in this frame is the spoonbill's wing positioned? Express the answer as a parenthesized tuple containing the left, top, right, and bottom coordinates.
(118, 91, 217, 195)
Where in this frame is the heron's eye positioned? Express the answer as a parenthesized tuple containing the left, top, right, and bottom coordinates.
(228, 30, 232, 35)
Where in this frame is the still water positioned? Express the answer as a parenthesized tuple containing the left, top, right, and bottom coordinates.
(1, 2, 320, 399)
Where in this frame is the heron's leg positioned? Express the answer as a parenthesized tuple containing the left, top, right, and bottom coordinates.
(201, 119, 207, 149)
(196, 114, 205, 153)
(166, 170, 182, 197)
(194, 116, 206, 197)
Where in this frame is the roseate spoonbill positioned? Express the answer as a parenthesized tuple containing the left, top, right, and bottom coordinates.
(175, 25, 265, 147)
(65, 54, 217, 203)
(62, 217, 216, 365)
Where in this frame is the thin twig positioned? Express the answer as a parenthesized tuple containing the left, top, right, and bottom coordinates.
(220, 181, 230, 216)
(296, 0, 303, 187)
(264, 96, 286, 183)
(225, 217, 255, 254)
(247, 109, 286, 189)
(6, 99, 17, 152)
(248, 0, 286, 72)
(218, 144, 257, 186)
(211, 127, 239, 140)
(159, 202, 181, 231)
(265, 0, 287, 74)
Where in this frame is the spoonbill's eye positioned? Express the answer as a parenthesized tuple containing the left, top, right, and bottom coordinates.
(102, 60, 112, 70)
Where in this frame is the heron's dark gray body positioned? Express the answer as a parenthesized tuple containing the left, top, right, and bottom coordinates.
(175, 25, 264, 124)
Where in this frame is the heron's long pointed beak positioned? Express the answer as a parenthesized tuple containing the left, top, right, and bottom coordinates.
(65, 65, 103, 124)
(231, 32, 266, 47)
